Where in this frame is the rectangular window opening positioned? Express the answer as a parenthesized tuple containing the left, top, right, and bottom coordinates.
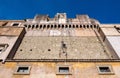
(17, 67, 29, 73)
(97, 65, 114, 75)
(12, 23, 19, 26)
(99, 67, 111, 72)
(56, 66, 72, 75)
(14, 66, 31, 75)
(59, 67, 69, 73)
(11, 22, 21, 27)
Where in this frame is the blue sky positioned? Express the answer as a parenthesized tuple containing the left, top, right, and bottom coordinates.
(0, 0, 120, 23)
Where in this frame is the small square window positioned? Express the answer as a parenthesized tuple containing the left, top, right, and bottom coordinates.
(97, 65, 114, 75)
(56, 65, 72, 75)
(14, 66, 31, 75)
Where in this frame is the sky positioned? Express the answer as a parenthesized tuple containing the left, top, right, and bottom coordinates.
(0, 0, 120, 23)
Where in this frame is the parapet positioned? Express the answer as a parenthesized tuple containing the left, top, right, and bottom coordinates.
(25, 13, 100, 25)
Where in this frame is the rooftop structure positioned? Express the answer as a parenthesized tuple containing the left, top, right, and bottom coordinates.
(0, 13, 120, 78)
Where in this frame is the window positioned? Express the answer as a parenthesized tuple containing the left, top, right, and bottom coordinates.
(59, 67, 69, 73)
(17, 67, 29, 73)
(13, 23, 19, 26)
(11, 22, 21, 26)
(14, 66, 31, 75)
(97, 65, 114, 75)
(56, 65, 72, 75)
(0, 44, 8, 53)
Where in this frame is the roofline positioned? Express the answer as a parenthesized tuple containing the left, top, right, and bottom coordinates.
(0, 20, 24, 21)
(5, 59, 120, 62)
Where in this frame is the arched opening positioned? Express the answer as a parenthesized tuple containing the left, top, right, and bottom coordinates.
(58, 24, 60, 28)
(80, 25, 82, 28)
(83, 25, 85, 28)
(36, 25, 39, 28)
(43, 25, 46, 29)
(65, 25, 68, 28)
(73, 25, 75, 28)
(24, 24, 27, 27)
(90, 25, 92, 28)
(28, 25, 31, 29)
(51, 25, 53, 28)
(62, 25, 64, 28)
(47, 25, 50, 29)
(32, 25, 34, 29)
(87, 25, 89, 28)
(76, 25, 78, 28)
(69, 25, 71, 28)
(54, 25, 57, 28)
(40, 25, 42, 29)
(94, 25, 96, 28)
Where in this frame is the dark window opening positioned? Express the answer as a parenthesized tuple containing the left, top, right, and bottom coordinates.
(36, 25, 39, 28)
(12, 23, 19, 26)
(62, 25, 64, 28)
(43, 25, 46, 28)
(54, 25, 57, 28)
(73, 25, 75, 28)
(32, 25, 34, 29)
(94, 25, 96, 28)
(40, 25, 42, 28)
(90, 25, 92, 28)
(28, 25, 31, 29)
(65, 25, 68, 28)
(17, 67, 29, 73)
(80, 25, 82, 28)
(99, 67, 111, 72)
(87, 25, 89, 28)
(83, 25, 85, 28)
(76, 25, 78, 28)
(24, 24, 27, 27)
(47, 25, 50, 28)
(51, 25, 53, 28)
(58, 25, 60, 28)
(14, 66, 31, 75)
(69, 25, 71, 28)
(59, 67, 69, 73)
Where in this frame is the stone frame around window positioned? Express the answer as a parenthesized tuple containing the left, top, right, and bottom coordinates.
(56, 65, 72, 75)
(97, 65, 114, 75)
(14, 65, 31, 75)
(11, 22, 21, 27)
